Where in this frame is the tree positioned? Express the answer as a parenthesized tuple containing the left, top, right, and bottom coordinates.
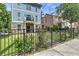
(56, 3, 79, 22)
(0, 3, 11, 30)
(56, 3, 79, 38)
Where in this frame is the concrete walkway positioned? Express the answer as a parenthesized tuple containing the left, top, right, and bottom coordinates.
(34, 39, 79, 56)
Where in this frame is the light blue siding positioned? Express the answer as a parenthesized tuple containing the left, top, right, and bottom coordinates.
(12, 3, 41, 24)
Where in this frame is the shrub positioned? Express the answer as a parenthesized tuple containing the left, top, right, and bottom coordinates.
(49, 25, 59, 31)
(15, 32, 49, 54)
(36, 31, 49, 49)
(15, 34, 34, 54)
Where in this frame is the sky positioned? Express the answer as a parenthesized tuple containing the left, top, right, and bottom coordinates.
(41, 3, 60, 14)
(5, 3, 60, 14)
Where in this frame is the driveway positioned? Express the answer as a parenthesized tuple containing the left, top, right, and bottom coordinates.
(34, 39, 79, 56)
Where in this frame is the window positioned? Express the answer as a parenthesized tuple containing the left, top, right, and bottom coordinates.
(18, 12, 20, 17)
(17, 3, 20, 6)
(26, 4, 31, 10)
(35, 16, 38, 22)
(26, 15, 31, 20)
(42, 25, 44, 29)
(31, 16, 34, 21)
(17, 24, 21, 30)
(36, 25, 38, 28)
(35, 7, 38, 12)
(18, 19, 20, 20)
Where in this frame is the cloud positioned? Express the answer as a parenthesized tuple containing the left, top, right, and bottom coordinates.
(41, 3, 60, 14)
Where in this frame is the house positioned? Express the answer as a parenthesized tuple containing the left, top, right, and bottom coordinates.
(59, 18, 71, 28)
(41, 14, 72, 30)
(41, 14, 60, 29)
(59, 18, 79, 29)
(11, 3, 42, 32)
(72, 22, 79, 29)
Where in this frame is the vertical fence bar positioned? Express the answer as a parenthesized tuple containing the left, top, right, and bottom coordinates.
(17, 29, 19, 55)
(8, 31, 9, 56)
(65, 29, 66, 41)
(72, 28, 74, 39)
(71, 28, 73, 39)
(69, 28, 71, 39)
(23, 29, 25, 56)
(33, 31, 35, 55)
(60, 29, 62, 42)
(31, 33, 32, 54)
(0, 29, 1, 56)
(12, 29, 13, 55)
(20, 29, 22, 55)
(9, 29, 12, 54)
(15, 29, 17, 56)
(4, 30, 6, 56)
(51, 29, 53, 47)
(22, 29, 24, 56)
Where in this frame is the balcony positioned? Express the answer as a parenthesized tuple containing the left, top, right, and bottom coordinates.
(24, 15, 34, 23)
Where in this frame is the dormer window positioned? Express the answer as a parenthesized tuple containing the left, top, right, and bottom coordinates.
(26, 5, 31, 11)
(36, 7, 38, 12)
(17, 3, 20, 6)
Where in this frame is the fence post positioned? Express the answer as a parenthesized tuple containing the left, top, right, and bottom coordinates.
(72, 28, 74, 39)
(60, 29, 62, 42)
(23, 29, 26, 56)
(51, 28, 53, 47)
(65, 29, 66, 41)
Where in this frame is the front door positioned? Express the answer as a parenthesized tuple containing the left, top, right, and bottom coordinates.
(26, 26, 30, 32)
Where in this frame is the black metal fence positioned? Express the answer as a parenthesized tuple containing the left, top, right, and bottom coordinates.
(0, 28, 79, 56)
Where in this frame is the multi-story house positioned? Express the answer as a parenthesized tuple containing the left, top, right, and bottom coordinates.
(41, 14, 60, 29)
(11, 3, 42, 32)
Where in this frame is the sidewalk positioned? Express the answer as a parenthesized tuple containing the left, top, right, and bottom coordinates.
(34, 39, 79, 56)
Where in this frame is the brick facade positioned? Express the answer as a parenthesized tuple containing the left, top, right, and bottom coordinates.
(41, 14, 60, 29)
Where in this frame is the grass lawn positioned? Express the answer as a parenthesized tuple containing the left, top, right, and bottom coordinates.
(45, 31, 72, 42)
(0, 34, 24, 55)
(0, 33, 39, 56)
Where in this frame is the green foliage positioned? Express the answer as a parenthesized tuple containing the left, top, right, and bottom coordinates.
(64, 26, 69, 30)
(15, 32, 49, 54)
(56, 3, 79, 38)
(0, 3, 11, 30)
(49, 25, 60, 31)
(15, 35, 34, 54)
(36, 32, 49, 49)
(56, 3, 79, 22)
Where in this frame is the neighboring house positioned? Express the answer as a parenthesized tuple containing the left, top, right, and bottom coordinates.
(59, 18, 79, 29)
(72, 22, 79, 29)
(41, 14, 72, 29)
(59, 18, 71, 28)
(41, 14, 60, 29)
(11, 3, 42, 32)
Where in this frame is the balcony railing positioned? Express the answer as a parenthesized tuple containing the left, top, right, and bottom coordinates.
(26, 16, 34, 21)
